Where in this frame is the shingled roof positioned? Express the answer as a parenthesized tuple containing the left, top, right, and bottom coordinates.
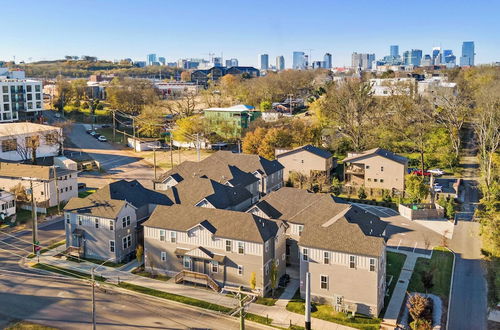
(276, 145, 333, 159)
(253, 187, 387, 256)
(343, 148, 408, 165)
(211, 151, 284, 176)
(143, 204, 282, 244)
(164, 176, 251, 209)
(0, 162, 75, 180)
(64, 180, 172, 219)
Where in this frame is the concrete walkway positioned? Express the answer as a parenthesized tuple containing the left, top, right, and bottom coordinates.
(30, 252, 354, 330)
(275, 278, 300, 307)
(383, 249, 430, 328)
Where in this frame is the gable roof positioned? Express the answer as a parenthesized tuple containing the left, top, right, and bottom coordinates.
(143, 204, 282, 244)
(276, 145, 333, 160)
(64, 180, 172, 218)
(0, 162, 75, 181)
(164, 176, 251, 209)
(211, 151, 284, 176)
(343, 148, 408, 165)
(253, 187, 387, 256)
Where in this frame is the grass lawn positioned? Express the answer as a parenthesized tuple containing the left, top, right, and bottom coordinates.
(254, 287, 285, 306)
(32, 263, 106, 281)
(6, 321, 59, 330)
(408, 247, 454, 298)
(381, 251, 407, 316)
(66, 255, 124, 268)
(78, 189, 96, 198)
(27, 240, 66, 259)
(132, 266, 170, 281)
(286, 290, 381, 330)
(142, 148, 214, 170)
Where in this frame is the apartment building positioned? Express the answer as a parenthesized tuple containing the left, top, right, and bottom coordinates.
(275, 145, 336, 181)
(0, 190, 16, 217)
(63, 180, 172, 262)
(0, 122, 62, 161)
(248, 187, 387, 316)
(0, 70, 44, 122)
(0, 161, 77, 208)
(154, 151, 284, 199)
(343, 148, 408, 192)
(143, 204, 287, 294)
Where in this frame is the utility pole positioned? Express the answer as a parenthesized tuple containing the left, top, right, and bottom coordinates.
(52, 166, 60, 214)
(239, 288, 245, 330)
(91, 268, 96, 330)
(29, 180, 38, 254)
(169, 136, 174, 168)
(305, 272, 311, 330)
(153, 147, 157, 180)
(112, 110, 116, 141)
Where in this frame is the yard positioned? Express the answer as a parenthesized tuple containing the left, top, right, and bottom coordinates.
(286, 289, 381, 330)
(132, 266, 171, 281)
(142, 148, 214, 171)
(5, 321, 59, 330)
(381, 251, 407, 316)
(408, 247, 454, 298)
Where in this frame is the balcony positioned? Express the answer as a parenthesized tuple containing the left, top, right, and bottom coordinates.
(344, 165, 365, 175)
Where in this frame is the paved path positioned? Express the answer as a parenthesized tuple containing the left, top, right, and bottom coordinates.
(275, 278, 299, 307)
(34, 252, 354, 329)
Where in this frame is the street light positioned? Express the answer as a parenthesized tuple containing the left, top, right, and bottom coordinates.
(91, 257, 114, 330)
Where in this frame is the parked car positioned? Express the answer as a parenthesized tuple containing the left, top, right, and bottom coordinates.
(433, 185, 443, 192)
(429, 169, 445, 176)
(89, 130, 97, 136)
(278, 274, 290, 288)
(407, 167, 418, 174)
(54, 113, 61, 118)
(97, 135, 107, 142)
(78, 183, 87, 190)
(411, 169, 431, 176)
(101, 124, 111, 128)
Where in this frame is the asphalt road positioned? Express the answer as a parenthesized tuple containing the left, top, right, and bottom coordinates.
(0, 220, 265, 329)
(447, 128, 488, 330)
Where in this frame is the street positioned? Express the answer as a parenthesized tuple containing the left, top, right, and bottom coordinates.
(0, 220, 266, 329)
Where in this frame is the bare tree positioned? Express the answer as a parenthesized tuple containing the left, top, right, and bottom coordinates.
(173, 90, 198, 118)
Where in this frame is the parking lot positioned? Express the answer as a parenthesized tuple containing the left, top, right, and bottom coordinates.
(352, 203, 444, 256)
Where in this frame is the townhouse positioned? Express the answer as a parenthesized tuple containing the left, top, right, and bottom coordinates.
(0, 161, 77, 208)
(143, 204, 287, 294)
(248, 187, 387, 316)
(275, 144, 336, 181)
(343, 148, 408, 192)
(63, 180, 172, 262)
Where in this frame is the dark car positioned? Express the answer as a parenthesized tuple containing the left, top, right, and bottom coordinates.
(101, 124, 111, 128)
(78, 183, 87, 190)
(278, 274, 290, 288)
(86, 129, 94, 134)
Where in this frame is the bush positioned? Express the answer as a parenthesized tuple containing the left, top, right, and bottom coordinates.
(358, 186, 367, 199)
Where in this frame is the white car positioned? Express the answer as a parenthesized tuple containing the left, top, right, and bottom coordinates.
(97, 136, 107, 142)
(429, 169, 445, 176)
(433, 183, 443, 192)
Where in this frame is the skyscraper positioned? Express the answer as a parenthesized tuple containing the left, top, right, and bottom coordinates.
(276, 56, 285, 71)
(323, 53, 332, 69)
(158, 57, 166, 65)
(351, 53, 375, 70)
(390, 45, 399, 58)
(225, 58, 239, 67)
(432, 47, 442, 65)
(293, 51, 306, 70)
(460, 41, 475, 66)
(260, 54, 269, 70)
(147, 53, 157, 66)
(410, 49, 422, 66)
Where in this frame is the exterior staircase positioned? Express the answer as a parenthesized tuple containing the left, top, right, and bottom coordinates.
(174, 270, 221, 292)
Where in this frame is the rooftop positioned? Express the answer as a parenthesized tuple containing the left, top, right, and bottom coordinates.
(204, 104, 256, 112)
(343, 147, 408, 165)
(0, 122, 60, 137)
(0, 162, 75, 180)
(276, 144, 333, 159)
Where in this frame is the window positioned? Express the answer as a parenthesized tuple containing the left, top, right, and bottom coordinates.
(27, 94, 32, 101)
(265, 241, 269, 253)
(78, 216, 82, 225)
(349, 255, 356, 269)
(237, 265, 243, 276)
(109, 220, 114, 231)
(336, 295, 344, 305)
(36, 101, 41, 109)
(122, 217, 127, 228)
(35, 85, 41, 92)
(27, 85, 32, 92)
(36, 93, 41, 100)
(367, 178, 371, 182)
(161, 251, 166, 262)
(170, 231, 176, 243)
(225, 240, 232, 252)
(70, 186, 72, 191)
(3, 95, 8, 102)
(126, 216, 131, 226)
(122, 235, 131, 249)
(381, 166, 384, 172)
(323, 251, 330, 265)
(183, 256, 191, 269)
(159, 230, 165, 241)
(95, 218, 99, 228)
(2, 86, 7, 93)
(60, 188, 63, 193)
(211, 261, 218, 273)
(370, 258, 376, 272)
(2, 139, 17, 152)
(65, 213, 70, 224)
(320, 275, 329, 289)
(65, 187, 68, 192)
(109, 240, 115, 253)
(302, 248, 308, 261)
(374, 179, 378, 182)
(298, 225, 304, 237)
(238, 242, 244, 254)
(380, 179, 384, 183)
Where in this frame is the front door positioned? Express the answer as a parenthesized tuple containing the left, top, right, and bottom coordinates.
(195, 259, 205, 274)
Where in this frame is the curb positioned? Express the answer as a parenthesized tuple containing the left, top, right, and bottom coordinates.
(444, 246, 456, 330)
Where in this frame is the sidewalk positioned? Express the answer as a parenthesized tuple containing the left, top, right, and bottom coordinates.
(383, 249, 430, 328)
(30, 252, 354, 330)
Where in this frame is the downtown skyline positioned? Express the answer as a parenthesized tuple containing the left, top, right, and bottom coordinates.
(1, 0, 499, 67)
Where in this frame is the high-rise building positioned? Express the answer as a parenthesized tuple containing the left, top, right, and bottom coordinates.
(403, 51, 411, 66)
(158, 57, 166, 66)
(410, 49, 422, 66)
(260, 54, 269, 70)
(212, 57, 223, 67)
(432, 47, 442, 65)
(421, 54, 433, 66)
(293, 51, 306, 70)
(312, 61, 323, 69)
(460, 41, 475, 66)
(390, 45, 399, 58)
(276, 56, 285, 71)
(351, 52, 375, 70)
(225, 58, 239, 67)
(147, 53, 157, 66)
(323, 53, 332, 69)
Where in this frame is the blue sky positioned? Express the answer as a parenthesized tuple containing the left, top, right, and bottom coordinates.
(2, 0, 499, 67)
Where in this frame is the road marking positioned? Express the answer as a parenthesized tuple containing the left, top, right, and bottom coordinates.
(412, 242, 418, 253)
(397, 239, 402, 249)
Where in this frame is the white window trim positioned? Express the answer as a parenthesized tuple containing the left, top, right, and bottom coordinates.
(323, 251, 330, 265)
(237, 265, 243, 276)
(161, 251, 166, 262)
(238, 242, 245, 254)
(320, 274, 329, 290)
(302, 248, 308, 261)
(109, 240, 115, 253)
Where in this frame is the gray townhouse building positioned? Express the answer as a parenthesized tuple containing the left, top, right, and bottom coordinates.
(248, 187, 387, 316)
(63, 180, 172, 262)
(153, 151, 284, 201)
(143, 204, 287, 295)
